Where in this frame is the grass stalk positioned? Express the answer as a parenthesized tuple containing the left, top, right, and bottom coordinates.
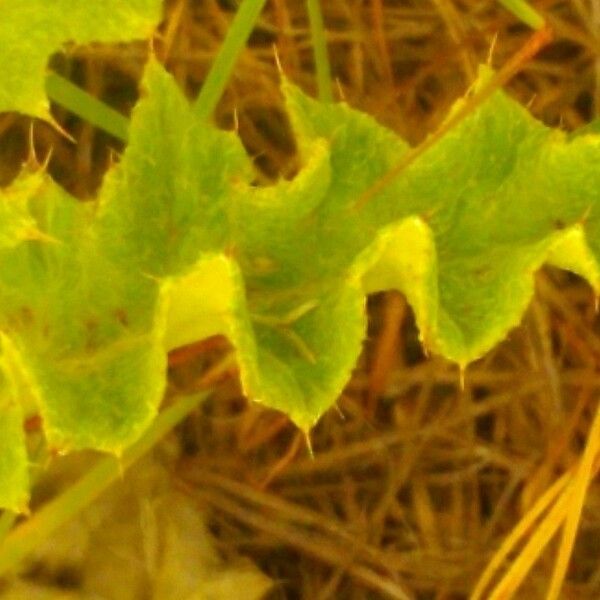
(45, 72, 129, 142)
(497, 0, 545, 29)
(46, 0, 268, 137)
(487, 490, 571, 599)
(194, 0, 269, 120)
(471, 470, 569, 599)
(545, 403, 600, 599)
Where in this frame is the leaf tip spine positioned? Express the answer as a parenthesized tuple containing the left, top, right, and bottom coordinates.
(303, 430, 315, 459)
(459, 364, 467, 392)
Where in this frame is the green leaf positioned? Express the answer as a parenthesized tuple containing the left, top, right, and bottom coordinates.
(98, 60, 253, 278)
(0, 171, 167, 452)
(0, 0, 162, 120)
(100, 62, 386, 429)
(0, 392, 27, 513)
(0, 337, 29, 513)
(3, 53, 600, 458)
(280, 68, 600, 366)
(108, 61, 594, 429)
(226, 66, 600, 416)
(225, 83, 412, 427)
(387, 76, 600, 363)
(0, 172, 43, 250)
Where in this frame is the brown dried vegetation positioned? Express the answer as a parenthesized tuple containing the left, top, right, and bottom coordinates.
(3, 1, 600, 598)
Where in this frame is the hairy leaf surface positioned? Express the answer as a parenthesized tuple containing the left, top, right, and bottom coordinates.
(3, 56, 600, 509)
(279, 69, 600, 365)
(91, 62, 600, 430)
(0, 172, 167, 453)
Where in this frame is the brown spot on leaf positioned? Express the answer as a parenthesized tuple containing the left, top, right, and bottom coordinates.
(8, 306, 35, 332)
(85, 317, 99, 332)
(114, 308, 129, 326)
(19, 306, 34, 325)
(473, 265, 491, 280)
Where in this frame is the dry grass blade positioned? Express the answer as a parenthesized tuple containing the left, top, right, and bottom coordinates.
(471, 468, 568, 598)
(473, 447, 600, 599)
(546, 404, 600, 599)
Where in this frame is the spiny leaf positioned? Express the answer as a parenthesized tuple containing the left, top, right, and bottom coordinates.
(0, 0, 162, 120)
(103, 61, 600, 430)
(98, 60, 253, 278)
(0, 171, 167, 452)
(0, 172, 42, 250)
(280, 68, 600, 366)
(99, 63, 385, 429)
(3, 57, 600, 459)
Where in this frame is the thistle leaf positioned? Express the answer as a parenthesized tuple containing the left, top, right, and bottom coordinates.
(0, 172, 166, 452)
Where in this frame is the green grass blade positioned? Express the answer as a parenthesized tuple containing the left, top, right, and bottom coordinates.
(45, 72, 129, 142)
(306, 0, 333, 103)
(194, 0, 268, 121)
(497, 0, 545, 29)
(0, 391, 208, 576)
(45, 0, 270, 135)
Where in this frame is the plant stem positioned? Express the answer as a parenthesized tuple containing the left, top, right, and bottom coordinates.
(0, 391, 207, 576)
(194, 0, 269, 121)
(45, 72, 129, 142)
(306, 0, 333, 103)
(497, 0, 545, 29)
